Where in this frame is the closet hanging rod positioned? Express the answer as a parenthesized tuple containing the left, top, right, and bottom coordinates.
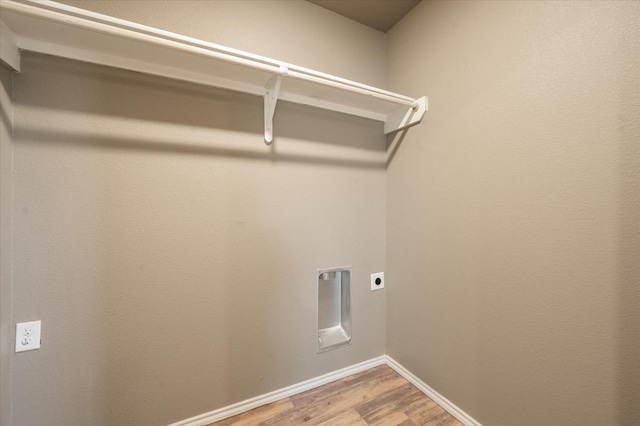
(1, 0, 418, 110)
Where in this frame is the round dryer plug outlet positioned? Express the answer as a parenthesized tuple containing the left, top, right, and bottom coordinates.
(370, 272, 384, 291)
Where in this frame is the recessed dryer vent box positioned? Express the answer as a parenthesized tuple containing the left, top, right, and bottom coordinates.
(317, 267, 352, 353)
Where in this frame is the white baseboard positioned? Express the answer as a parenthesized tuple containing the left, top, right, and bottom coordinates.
(385, 356, 481, 426)
(168, 355, 480, 426)
(167, 356, 387, 426)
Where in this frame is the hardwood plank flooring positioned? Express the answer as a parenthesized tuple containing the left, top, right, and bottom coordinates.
(208, 365, 462, 426)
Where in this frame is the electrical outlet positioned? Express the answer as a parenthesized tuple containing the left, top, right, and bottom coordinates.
(16, 320, 41, 352)
(371, 272, 384, 291)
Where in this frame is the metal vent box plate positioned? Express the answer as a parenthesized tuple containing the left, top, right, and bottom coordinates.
(318, 268, 351, 352)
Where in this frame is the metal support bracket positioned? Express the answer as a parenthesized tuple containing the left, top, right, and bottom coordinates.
(383, 96, 427, 135)
(264, 66, 287, 143)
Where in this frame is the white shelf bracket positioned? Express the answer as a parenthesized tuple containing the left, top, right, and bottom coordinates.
(384, 96, 428, 135)
(0, 20, 21, 71)
(264, 65, 287, 144)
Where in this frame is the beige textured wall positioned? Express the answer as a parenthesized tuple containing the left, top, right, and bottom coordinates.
(10, 2, 387, 425)
(386, 1, 640, 425)
(1, 63, 14, 426)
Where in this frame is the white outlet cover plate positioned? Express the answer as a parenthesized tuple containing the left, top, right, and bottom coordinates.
(371, 272, 384, 291)
(15, 320, 41, 352)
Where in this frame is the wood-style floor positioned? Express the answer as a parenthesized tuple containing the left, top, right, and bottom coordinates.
(209, 365, 463, 425)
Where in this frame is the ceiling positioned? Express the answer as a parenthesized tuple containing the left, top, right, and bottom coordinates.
(306, 0, 421, 33)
